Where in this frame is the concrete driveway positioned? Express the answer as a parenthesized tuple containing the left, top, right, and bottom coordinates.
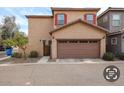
(0, 60, 124, 86)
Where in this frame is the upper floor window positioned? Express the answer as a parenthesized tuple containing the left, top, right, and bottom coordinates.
(55, 14, 67, 25)
(112, 14, 120, 27)
(84, 14, 96, 24)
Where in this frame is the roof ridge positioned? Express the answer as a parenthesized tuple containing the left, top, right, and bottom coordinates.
(50, 18, 108, 34)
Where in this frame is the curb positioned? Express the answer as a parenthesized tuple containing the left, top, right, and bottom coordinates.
(0, 61, 124, 67)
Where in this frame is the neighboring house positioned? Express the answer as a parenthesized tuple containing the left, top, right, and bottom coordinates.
(26, 7, 107, 59)
(98, 7, 124, 56)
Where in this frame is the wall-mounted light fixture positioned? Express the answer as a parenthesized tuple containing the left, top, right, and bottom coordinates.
(40, 39, 42, 42)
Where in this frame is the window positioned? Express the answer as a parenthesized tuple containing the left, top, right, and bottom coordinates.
(58, 40, 67, 43)
(86, 15, 94, 24)
(89, 41, 98, 43)
(57, 14, 64, 25)
(55, 14, 67, 25)
(84, 14, 96, 24)
(111, 37, 117, 45)
(79, 40, 88, 43)
(112, 14, 120, 26)
(69, 40, 78, 43)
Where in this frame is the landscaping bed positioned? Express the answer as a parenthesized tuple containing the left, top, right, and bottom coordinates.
(0, 57, 41, 64)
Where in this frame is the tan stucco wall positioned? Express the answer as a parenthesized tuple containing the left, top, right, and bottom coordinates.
(27, 17, 53, 56)
(51, 39, 57, 59)
(51, 22, 106, 58)
(53, 10, 97, 28)
(100, 38, 106, 57)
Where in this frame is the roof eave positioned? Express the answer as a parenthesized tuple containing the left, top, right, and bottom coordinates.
(51, 7, 101, 15)
(25, 15, 53, 18)
(98, 7, 124, 19)
(107, 31, 124, 36)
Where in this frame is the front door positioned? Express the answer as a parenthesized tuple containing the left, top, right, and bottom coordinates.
(43, 40, 51, 56)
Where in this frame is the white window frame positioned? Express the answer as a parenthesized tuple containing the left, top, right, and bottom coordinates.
(112, 14, 121, 27)
(111, 37, 118, 45)
(57, 14, 65, 25)
(86, 14, 94, 24)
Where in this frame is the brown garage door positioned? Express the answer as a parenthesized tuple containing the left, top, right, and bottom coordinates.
(57, 40, 100, 58)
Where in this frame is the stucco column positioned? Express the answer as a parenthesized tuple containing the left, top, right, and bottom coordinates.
(100, 38, 106, 58)
(51, 39, 57, 59)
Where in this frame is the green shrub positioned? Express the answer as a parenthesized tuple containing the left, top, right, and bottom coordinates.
(103, 52, 114, 61)
(12, 52, 22, 58)
(2, 39, 15, 48)
(29, 51, 39, 58)
(119, 53, 124, 60)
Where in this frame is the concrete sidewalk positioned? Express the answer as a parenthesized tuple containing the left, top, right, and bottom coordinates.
(37, 56, 49, 63)
(0, 56, 11, 61)
(0, 51, 11, 62)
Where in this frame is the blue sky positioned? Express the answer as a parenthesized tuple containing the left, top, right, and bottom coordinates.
(0, 7, 52, 34)
(0, 0, 123, 35)
(0, 3, 121, 35)
(0, 7, 107, 35)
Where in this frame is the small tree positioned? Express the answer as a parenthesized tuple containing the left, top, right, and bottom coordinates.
(2, 38, 15, 48)
(0, 30, 2, 45)
(13, 32, 28, 59)
(0, 16, 19, 40)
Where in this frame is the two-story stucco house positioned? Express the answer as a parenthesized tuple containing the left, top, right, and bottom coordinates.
(26, 7, 108, 59)
(98, 7, 124, 56)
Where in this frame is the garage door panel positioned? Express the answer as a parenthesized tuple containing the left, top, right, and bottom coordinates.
(58, 40, 100, 58)
(58, 49, 98, 53)
(59, 51, 99, 56)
